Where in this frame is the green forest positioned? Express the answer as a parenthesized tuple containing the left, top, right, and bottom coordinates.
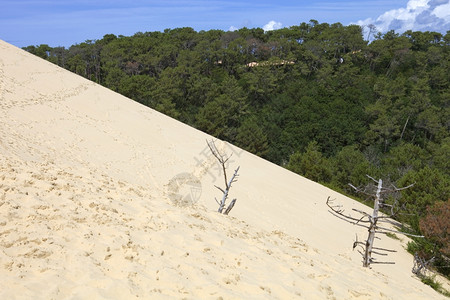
(24, 20, 449, 275)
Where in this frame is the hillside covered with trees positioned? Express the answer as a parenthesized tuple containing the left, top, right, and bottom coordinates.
(24, 20, 449, 275)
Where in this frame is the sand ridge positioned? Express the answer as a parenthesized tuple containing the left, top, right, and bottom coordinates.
(0, 39, 448, 299)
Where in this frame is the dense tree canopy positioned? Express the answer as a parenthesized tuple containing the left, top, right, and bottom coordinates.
(25, 22, 450, 274)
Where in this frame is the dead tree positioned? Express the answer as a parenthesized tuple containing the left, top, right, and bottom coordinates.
(326, 175, 422, 267)
(412, 253, 435, 277)
(207, 140, 240, 215)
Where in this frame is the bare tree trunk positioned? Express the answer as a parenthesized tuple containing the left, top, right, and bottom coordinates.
(218, 167, 240, 213)
(363, 179, 382, 267)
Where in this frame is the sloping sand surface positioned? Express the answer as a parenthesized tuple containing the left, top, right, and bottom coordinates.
(0, 39, 447, 299)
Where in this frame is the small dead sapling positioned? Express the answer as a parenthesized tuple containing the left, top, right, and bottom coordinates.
(206, 139, 240, 215)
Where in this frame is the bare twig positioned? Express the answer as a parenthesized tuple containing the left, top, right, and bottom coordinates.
(214, 185, 225, 194)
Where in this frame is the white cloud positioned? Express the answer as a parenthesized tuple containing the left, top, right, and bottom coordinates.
(262, 20, 282, 32)
(407, 0, 429, 10)
(228, 26, 238, 31)
(433, 2, 450, 18)
(355, 0, 450, 39)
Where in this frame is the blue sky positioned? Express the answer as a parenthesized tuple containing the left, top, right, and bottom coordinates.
(1, 0, 449, 48)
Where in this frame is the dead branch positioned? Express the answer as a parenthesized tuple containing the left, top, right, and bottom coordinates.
(372, 246, 397, 252)
(412, 253, 435, 277)
(207, 139, 232, 189)
(224, 199, 236, 215)
(351, 208, 372, 221)
(372, 251, 388, 256)
(366, 174, 379, 183)
(391, 182, 415, 191)
(400, 115, 410, 140)
(326, 197, 371, 225)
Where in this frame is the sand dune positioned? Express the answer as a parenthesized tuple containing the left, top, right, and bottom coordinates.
(0, 39, 447, 299)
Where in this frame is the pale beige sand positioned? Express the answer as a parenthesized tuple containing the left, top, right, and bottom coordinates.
(0, 39, 448, 299)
